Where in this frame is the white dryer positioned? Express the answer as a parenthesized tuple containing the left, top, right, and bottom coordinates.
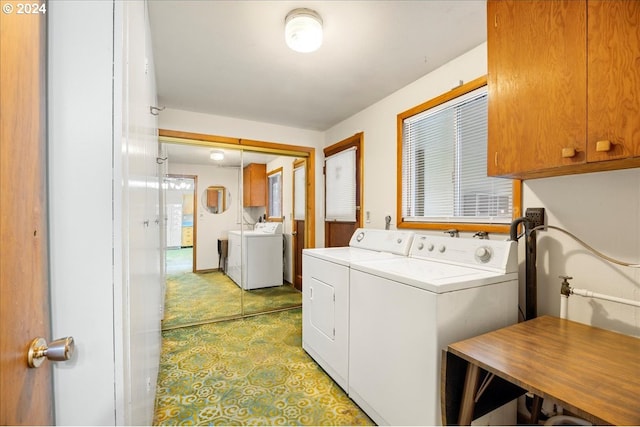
(227, 222, 283, 290)
(348, 234, 519, 426)
(302, 228, 414, 391)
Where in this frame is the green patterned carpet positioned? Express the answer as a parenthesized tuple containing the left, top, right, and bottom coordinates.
(154, 309, 374, 426)
(162, 271, 302, 329)
(166, 247, 193, 275)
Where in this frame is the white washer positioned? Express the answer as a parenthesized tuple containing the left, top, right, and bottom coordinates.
(302, 228, 415, 391)
(348, 234, 519, 426)
(227, 222, 283, 290)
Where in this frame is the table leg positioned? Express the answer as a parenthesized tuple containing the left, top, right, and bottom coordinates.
(530, 395, 543, 424)
(458, 363, 481, 425)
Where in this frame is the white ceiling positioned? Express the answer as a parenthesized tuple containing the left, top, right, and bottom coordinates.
(150, 1, 487, 166)
(147, 0, 487, 133)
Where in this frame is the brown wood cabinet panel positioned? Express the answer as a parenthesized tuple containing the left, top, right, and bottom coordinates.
(243, 163, 266, 207)
(487, 0, 587, 177)
(207, 187, 219, 208)
(487, 0, 640, 179)
(587, 1, 640, 162)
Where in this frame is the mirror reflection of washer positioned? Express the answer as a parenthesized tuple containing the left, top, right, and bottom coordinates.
(227, 222, 283, 290)
(348, 235, 519, 426)
(301, 228, 414, 391)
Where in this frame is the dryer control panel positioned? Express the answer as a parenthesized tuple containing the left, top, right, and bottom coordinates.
(348, 228, 414, 256)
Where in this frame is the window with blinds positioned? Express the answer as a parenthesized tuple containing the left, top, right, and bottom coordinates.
(325, 147, 356, 222)
(267, 168, 283, 221)
(400, 85, 513, 225)
(293, 165, 305, 221)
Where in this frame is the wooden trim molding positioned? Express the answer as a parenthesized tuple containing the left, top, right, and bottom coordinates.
(396, 77, 521, 234)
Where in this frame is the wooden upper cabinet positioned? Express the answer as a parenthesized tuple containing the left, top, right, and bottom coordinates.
(243, 163, 266, 207)
(487, 0, 640, 179)
(487, 0, 587, 178)
(587, 1, 640, 162)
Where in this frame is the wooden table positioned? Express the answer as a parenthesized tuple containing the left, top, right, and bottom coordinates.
(444, 316, 640, 426)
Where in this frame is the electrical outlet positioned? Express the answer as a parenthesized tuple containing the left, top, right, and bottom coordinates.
(525, 207, 545, 229)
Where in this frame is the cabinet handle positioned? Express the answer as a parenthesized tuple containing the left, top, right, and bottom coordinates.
(561, 147, 576, 158)
(595, 140, 612, 152)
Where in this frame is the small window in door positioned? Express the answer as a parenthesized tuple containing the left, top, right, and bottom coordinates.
(267, 167, 283, 222)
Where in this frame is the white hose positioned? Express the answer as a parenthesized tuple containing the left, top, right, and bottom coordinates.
(560, 295, 569, 319)
(571, 288, 640, 308)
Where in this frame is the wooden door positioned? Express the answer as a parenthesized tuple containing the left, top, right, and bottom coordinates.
(324, 133, 362, 248)
(487, 0, 587, 177)
(0, 4, 53, 424)
(587, 0, 640, 162)
(292, 159, 306, 290)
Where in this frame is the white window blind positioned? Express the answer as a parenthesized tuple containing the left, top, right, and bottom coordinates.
(325, 147, 356, 222)
(268, 171, 282, 218)
(293, 166, 305, 220)
(401, 87, 513, 224)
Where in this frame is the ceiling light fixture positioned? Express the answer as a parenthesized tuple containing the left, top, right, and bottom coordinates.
(284, 8, 323, 53)
(210, 150, 224, 161)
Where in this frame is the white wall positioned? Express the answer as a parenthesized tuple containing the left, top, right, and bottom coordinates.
(168, 162, 241, 270)
(325, 44, 488, 231)
(48, 2, 118, 424)
(524, 169, 640, 336)
(266, 157, 295, 283)
(323, 42, 640, 335)
(159, 109, 326, 246)
(48, 1, 162, 425)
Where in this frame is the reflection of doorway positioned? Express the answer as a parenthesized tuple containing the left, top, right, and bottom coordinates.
(165, 175, 196, 274)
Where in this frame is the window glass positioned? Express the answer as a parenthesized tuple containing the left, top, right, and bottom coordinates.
(325, 148, 356, 222)
(399, 82, 516, 228)
(293, 166, 305, 221)
(267, 168, 282, 220)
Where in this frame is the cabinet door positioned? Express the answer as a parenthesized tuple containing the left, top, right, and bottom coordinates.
(243, 163, 266, 207)
(243, 165, 251, 206)
(587, 1, 640, 162)
(487, 0, 587, 177)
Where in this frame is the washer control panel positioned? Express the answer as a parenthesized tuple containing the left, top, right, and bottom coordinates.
(409, 234, 517, 272)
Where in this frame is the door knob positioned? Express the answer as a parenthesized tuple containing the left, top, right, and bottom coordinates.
(27, 336, 75, 368)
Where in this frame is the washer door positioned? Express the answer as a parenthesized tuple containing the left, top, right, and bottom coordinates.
(302, 255, 349, 390)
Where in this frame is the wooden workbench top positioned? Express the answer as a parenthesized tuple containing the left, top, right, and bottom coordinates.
(448, 316, 640, 426)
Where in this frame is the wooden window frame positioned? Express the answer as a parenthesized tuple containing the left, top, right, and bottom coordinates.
(396, 76, 522, 234)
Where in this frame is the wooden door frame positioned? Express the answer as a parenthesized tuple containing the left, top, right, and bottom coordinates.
(292, 158, 306, 290)
(158, 129, 316, 252)
(323, 132, 363, 247)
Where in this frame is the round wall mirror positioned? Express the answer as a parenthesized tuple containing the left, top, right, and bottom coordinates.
(202, 185, 228, 214)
